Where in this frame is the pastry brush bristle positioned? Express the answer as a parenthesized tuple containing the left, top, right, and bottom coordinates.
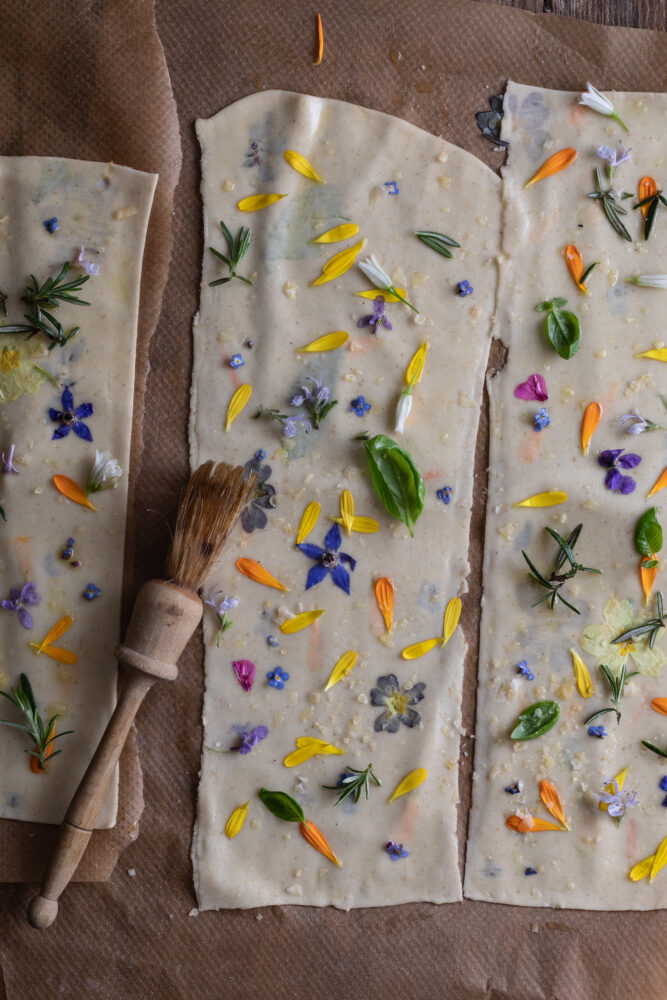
(165, 461, 256, 592)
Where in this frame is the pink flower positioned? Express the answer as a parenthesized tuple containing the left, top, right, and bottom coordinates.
(232, 659, 255, 692)
(514, 374, 548, 402)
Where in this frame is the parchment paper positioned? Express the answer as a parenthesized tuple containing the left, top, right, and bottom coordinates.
(1, 1, 667, 998)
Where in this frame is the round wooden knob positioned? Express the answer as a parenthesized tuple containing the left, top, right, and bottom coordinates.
(27, 894, 59, 929)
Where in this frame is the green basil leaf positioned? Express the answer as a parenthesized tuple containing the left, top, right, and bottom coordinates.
(258, 788, 305, 823)
(545, 309, 581, 359)
(535, 301, 551, 312)
(551, 297, 568, 308)
(641, 740, 667, 759)
(363, 434, 425, 537)
(635, 507, 663, 558)
(510, 700, 560, 740)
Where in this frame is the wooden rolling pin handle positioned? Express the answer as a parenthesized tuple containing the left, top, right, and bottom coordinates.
(27, 580, 202, 930)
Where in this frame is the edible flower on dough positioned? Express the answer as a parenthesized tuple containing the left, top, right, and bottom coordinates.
(49, 385, 94, 442)
(619, 409, 664, 435)
(578, 82, 629, 133)
(28, 615, 77, 664)
(283, 736, 343, 767)
(237, 193, 287, 212)
(597, 141, 631, 174)
(1, 582, 40, 629)
(1, 444, 19, 474)
(598, 448, 641, 494)
(626, 274, 667, 289)
(225, 802, 249, 839)
(298, 523, 356, 594)
(514, 373, 548, 402)
(358, 295, 393, 335)
(330, 489, 379, 536)
(358, 254, 418, 313)
(598, 774, 638, 819)
(523, 148, 577, 189)
(283, 150, 324, 183)
(580, 597, 666, 677)
(370, 673, 426, 733)
(385, 841, 409, 860)
(400, 596, 461, 659)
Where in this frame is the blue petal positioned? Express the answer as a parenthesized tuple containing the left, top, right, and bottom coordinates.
(298, 543, 324, 560)
(52, 424, 70, 439)
(330, 563, 351, 594)
(61, 386, 74, 411)
(48, 409, 63, 422)
(324, 523, 341, 551)
(75, 402, 94, 419)
(306, 563, 328, 589)
(72, 421, 93, 442)
(339, 552, 356, 570)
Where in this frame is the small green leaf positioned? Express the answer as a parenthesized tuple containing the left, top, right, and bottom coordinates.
(510, 700, 560, 740)
(258, 788, 305, 823)
(642, 740, 667, 759)
(545, 308, 581, 360)
(635, 507, 663, 558)
(363, 434, 425, 537)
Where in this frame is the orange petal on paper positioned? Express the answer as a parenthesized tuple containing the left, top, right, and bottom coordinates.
(524, 148, 577, 188)
(506, 814, 564, 833)
(640, 555, 659, 606)
(639, 176, 658, 219)
(236, 557, 287, 591)
(300, 819, 342, 866)
(581, 401, 602, 455)
(565, 244, 589, 295)
(53, 475, 96, 511)
(651, 698, 667, 716)
(647, 467, 667, 497)
(312, 12, 324, 65)
(539, 780, 569, 829)
(374, 577, 394, 631)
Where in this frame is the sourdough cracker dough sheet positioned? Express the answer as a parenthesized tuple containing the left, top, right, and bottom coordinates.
(0, 157, 156, 827)
(191, 91, 499, 910)
(465, 83, 667, 909)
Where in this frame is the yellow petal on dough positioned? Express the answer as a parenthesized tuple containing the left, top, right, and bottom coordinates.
(650, 836, 667, 882)
(629, 854, 654, 882)
(515, 491, 568, 508)
(298, 331, 349, 353)
(570, 648, 593, 698)
(324, 650, 358, 691)
(237, 193, 287, 212)
(339, 490, 355, 535)
(296, 501, 320, 545)
(635, 349, 667, 362)
(349, 516, 379, 533)
(442, 597, 461, 644)
(284, 738, 343, 767)
(405, 342, 429, 387)
(225, 802, 249, 839)
(311, 239, 367, 285)
(388, 768, 427, 803)
(312, 224, 359, 244)
(401, 637, 441, 660)
(284, 150, 324, 183)
(225, 383, 252, 431)
(356, 288, 407, 303)
(280, 609, 326, 633)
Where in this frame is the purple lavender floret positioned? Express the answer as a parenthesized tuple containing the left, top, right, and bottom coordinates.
(2, 582, 41, 629)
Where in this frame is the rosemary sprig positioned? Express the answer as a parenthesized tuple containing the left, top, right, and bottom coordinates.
(0, 673, 73, 771)
(208, 221, 253, 286)
(588, 167, 632, 242)
(641, 740, 667, 759)
(584, 662, 637, 726)
(612, 591, 665, 650)
(633, 191, 667, 241)
(322, 763, 381, 806)
(0, 262, 90, 350)
(414, 230, 461, 260)
(522, 523, 602, 615)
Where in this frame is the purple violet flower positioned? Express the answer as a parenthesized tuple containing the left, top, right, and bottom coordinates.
(457, 280, 473, 297)
(1, 582, 41, 629)
(237, 725, 269, 755)
(350, 395, 371, 417)
(49, 386, 94, 442)
(514, 373, 548, 402)
(232, 659, 255, 692)
(298, 522, 356, 594)
(358, 295, 393, 335)
(385, 841, 409, 860)
(598, 448, 641, 494)
(1, 444, 19, 474)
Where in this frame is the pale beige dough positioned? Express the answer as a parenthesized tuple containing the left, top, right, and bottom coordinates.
(465, 83, 667, 909)
(0, 157, 156, 826)
(190, 91, 500, 910)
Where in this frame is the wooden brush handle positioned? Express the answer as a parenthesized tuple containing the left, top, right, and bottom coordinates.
(27, 580, 202, 929)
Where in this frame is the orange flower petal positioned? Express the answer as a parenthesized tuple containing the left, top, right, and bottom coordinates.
(52, 475, 96, 511)
(312, 12, 323, 66)
(647, 467, 667, 497)
(524, 148, 577, 188)
(565, 244, 589, 295)
(375, 577, 394, 631)
(300, 819, 341, 866)
(37, 614, 73, 649)
(639, 176, 658, 219)
(581, 401, 602, 455)
(651, 698, 667, 716)
(506, 814, 564, 833)
(539, 779, 569, 829)
(640, 554, 659, 606)
(236, 557, 287, 591)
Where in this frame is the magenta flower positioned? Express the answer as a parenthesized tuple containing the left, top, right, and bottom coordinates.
(598, 448, 641, 494)
(514, 374, 548, 401)
(232, 659, 256, 692)
(2, 582, 41, 629)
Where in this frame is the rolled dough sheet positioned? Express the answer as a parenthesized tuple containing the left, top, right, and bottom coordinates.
(191, 91, 499, 909)
(0, 157, 156, 827)
(465, 83, 667, 909)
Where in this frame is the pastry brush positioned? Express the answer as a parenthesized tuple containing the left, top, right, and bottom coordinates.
(27, 460, 255, 929)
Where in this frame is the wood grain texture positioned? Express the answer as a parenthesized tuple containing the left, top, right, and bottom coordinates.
(482, 0, 666, 29)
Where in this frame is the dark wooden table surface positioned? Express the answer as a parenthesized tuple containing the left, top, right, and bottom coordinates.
(489, 0, 665, 29)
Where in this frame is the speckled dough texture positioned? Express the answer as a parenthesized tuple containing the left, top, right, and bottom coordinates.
(190, 91, 500, 910)
(0, 157, 156, 827)
(465, 83, 667, 909)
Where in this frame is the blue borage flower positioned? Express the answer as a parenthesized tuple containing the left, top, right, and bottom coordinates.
(517, 660, 535, 680)
(384, 181, 399, 195)
(386, 841, 409, 860)
(437, 486, 452, 505)
(61, 537, 75, 560)
(49, 386, 94, 442)
(83, 583, 101, 601)
(298, 523, 356, 594)
(660, 776, 667, 792)
(43, 217, 59, 234)
(598, 448, 641, 494)
(350, 395, 371, 417)
(534, 407, 550, 431)
(588, 724, 607, 739)
(505, 782, 521, 795)
(267, 666, 289, 690)
(370, 673, 426, 733)
(358, 296, 393, 336)
(1, 582, 40, 629)
(457, 280, 473, 297)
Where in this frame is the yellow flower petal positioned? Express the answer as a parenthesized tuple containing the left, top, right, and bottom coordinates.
(515, 491, 568, 508)
(280, 609, 325, 633)
(570, 648, 593, 698)
(324, 650, 358, 691)
(284, 150, 324, 183)
(284, 738, 343, 767)
(629, 854, 654, 881)
(298, 330, 349, 353)
(581, 401, 602, 455)
(237, 193, 287, 212)
(312, 224, 359, 244)
(349, 516, 379, 533)
(614, 766, 630, 790)
(356, 288, 407, 303)
(225, 802, 249, 839)
(52, 475, 97, 511)
(340, 490, 354, 535)
(401, 637, 441, 660)
(296, 501, 320, 544)
(442, 597, 461, 645)
(405, 342, 428, 387)
(225, 383, 252, 431)
(295, 737, 331, 749)
(635, 349, 667, 362)
(311, 239, 367, 285)
(650, 836, 667, 882)
(37, 645, 78, 665)
(388, 768, 427, 802)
